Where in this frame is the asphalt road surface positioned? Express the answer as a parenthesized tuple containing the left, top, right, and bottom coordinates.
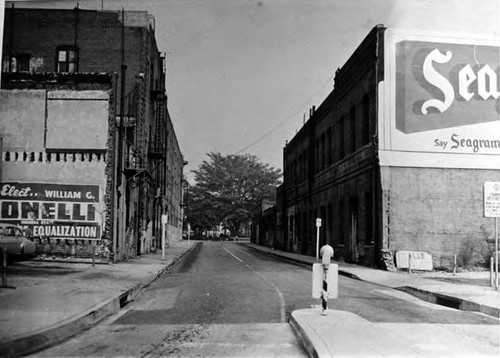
(33, 242, 499, 357)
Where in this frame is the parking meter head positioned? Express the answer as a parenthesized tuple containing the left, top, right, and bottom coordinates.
(320, 244, 334, 265)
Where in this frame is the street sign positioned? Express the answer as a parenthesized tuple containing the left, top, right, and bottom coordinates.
(484, 182, 500, 290)
(315, 218, 322, 261)
(484, 182, 500, 218)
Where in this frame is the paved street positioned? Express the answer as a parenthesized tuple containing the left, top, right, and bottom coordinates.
(30, 242, 499, 357)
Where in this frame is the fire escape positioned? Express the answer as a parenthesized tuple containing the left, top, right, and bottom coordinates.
(124, 84, 150, 181)
(148, 55, 168, 246)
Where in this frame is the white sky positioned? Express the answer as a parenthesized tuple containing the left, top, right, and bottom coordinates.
(5, 0, 500, 182)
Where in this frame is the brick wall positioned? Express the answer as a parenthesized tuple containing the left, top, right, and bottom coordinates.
(3, 8, 149, 110)
(381, 166, 498, 267)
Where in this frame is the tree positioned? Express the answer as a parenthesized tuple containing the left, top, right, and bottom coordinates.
(188, 152, 282, 236)
(185, 184, 219, 233)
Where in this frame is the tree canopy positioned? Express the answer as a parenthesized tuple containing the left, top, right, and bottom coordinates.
(186, 152, 282, 236)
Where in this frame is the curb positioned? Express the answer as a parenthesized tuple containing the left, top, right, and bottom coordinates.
(398, 286, 500, 318)
(0, 242, 201, 358)
(244, 244, 311, 268)
(245, 243, 500, 319)
(289, 313, 320, 358)
(0, 293, 122, 358)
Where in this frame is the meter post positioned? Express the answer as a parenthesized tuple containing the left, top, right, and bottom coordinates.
(320, 244, 334, 315)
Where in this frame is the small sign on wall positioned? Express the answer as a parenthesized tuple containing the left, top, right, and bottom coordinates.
(484, 182, 500, 218)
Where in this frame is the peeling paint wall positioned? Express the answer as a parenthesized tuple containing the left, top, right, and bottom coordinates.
(0, 87, 114, 261)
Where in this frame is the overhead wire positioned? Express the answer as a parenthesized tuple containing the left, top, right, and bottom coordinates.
(231, 74, 334, 155)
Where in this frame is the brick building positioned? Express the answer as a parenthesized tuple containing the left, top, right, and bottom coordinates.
(258, 25, 500, 268)
(1, 7, 185, 261)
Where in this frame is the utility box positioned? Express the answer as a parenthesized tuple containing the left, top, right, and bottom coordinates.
(396, 250, 433, 271)
(312, 263, 338, 299)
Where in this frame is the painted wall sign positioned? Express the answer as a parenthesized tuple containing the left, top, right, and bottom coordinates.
(379, 30, 500, 168)
(0, 182, 101, 240)
(396, 41, 500, 133)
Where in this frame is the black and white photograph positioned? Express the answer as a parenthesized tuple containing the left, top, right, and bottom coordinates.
(0, 0, 499, 357)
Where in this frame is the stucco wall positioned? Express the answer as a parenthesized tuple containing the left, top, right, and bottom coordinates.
(0, 90, 109, 151)
(46, 91, 109, 150)
(0, 90, 46, 151)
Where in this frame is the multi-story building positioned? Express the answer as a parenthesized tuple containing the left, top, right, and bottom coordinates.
(1, 7, 185, 262)
(260, 25, 500, 268)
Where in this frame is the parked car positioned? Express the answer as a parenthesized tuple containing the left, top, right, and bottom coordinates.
(0, 223, 37, 259)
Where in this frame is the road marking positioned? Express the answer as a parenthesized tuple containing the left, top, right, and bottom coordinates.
(223, 245, 287, 323)
(223, 246, 243, 263)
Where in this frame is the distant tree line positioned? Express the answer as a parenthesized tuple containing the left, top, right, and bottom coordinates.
(185, 152, 282, 237)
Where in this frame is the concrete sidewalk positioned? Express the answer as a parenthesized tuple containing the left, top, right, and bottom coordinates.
(0, 240, 198, 358)
(245, 243, 500, 358)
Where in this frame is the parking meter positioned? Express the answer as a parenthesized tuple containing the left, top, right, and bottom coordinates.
(312, 244, 338, 315)
(320, 244, 334, 265)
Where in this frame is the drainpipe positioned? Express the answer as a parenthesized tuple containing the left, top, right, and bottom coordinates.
(374, 26, 385, 267)
(8, 3, 14, 72)
(114, 8, 127, 262)
(0, 2, 5, 81)
(74, 3, 79, 53)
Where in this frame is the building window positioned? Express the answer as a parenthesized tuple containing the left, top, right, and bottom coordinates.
(327, 127, 332, 166)
(365, 192, 373, 244)
(327, 203, 333, 243)
(320, 205, 327, 246)
(320, 133, 325, 170)
(339, 117, 345, 159)
(339, 200, 345, 245)
(350, 106, 356, 154)
(2, 57, 9, 72)
(16, 54, 30, 72)
(315, 141, 319, 173)
(302, 151, 306, 181)
(3, 54, 30, 72)
(300, 152, 305, 181)
(56, 47, 78, 73)
(362, 95, 370, 145)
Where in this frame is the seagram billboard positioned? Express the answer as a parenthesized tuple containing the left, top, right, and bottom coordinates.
(379, 29, 500, 169)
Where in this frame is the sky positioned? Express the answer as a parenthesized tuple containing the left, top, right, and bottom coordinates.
(4, 0, 500, 182)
